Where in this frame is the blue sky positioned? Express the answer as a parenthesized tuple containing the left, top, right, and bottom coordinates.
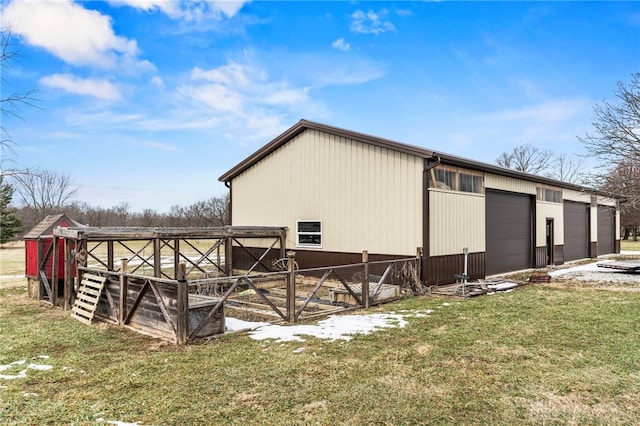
(2, 1, 639, 212)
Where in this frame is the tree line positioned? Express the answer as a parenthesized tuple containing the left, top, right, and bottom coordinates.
(7, 190, 230, 241)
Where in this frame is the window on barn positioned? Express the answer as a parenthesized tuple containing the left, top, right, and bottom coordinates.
(297, 220, 322, 248)
(429, 165, 484, 194)
(433, 169, 456, 190)
(459, 173, 483, 194)
(536, 186, 562, 203)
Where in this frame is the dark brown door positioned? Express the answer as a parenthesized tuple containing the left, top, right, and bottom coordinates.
(486, 190, 532, 275)
(597, 205, 615, 255)
(564, 201, 589, 261)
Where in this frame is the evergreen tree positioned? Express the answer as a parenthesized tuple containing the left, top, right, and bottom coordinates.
(0, 176, 22, 243)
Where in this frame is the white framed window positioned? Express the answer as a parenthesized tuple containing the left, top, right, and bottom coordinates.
(296, 220, 322, 248)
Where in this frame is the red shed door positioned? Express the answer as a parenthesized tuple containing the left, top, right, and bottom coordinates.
(25, 240, 39, 277)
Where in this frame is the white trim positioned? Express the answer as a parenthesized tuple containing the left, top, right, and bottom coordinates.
(296, 220, 322, 248)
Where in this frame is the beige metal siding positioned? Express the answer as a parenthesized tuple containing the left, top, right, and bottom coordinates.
(429, 189, 485, 256)
(590, 205, 598, 242)
(232, 129, 423, 255)
(536, 202, 564, 246)
(485, 174, 536, 195)
(563, 189, 591, 203)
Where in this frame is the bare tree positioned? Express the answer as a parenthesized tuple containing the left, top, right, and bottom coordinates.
(208, 193, 230, 226)
(601, 161, 640, 240)
(579, 73, 640, 166)
(12, 168, 78, 219)
(579, 72, 640, 228)
(1, 29, 39, 177)
(547, 154, 585, 184)
(496, 143, 555, 175)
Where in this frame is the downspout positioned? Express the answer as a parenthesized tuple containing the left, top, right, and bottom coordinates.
(224, 181, 232, 226)
(422, 155, 441, 285)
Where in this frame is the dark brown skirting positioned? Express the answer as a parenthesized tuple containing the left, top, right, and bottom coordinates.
(590, 242, 597, 258)
(553, 245, 564, 265)
(425, 252, 485, 286)
(535, 246, 546, 268)
(615, 239, 621, 253)
(231, 246, 406, 273)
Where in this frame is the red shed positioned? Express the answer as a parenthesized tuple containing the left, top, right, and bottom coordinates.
(24, 214, 83, 303)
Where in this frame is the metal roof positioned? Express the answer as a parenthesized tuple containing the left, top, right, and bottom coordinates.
(23, 214, 84, 239)
(218, 119, 619, 198)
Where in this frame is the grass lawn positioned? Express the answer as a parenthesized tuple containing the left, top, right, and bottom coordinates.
(621, 239, 640, 251)
(2, 282, 640, 425)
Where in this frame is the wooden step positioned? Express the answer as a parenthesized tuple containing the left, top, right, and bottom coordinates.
(71, 274, 107, 325)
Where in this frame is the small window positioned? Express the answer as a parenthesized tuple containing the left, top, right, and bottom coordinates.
(536, 186, 562, 203)
(297, 220, 322, 247)
(434, 169, 455, 190)
(459, 173, 483, 193)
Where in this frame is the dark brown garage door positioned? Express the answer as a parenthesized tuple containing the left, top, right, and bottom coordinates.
(564, 201, 589, 261)
(486, 190, 532, 275)
(597, 205, 615, 255)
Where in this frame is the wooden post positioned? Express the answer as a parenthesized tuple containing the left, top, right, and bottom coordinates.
(63, 238, 72, 311)
(119, 258, 128, 325)
(77, 239, 87, 298)
(176, 262, 188, 345)
(287, 251, 296, 323)
(279, 230, 286, 261)
(362, 250, 369, 309)
(51, 236, 59, 306)
(154, 238, 161, 278)
(173, 239, 180, 279)
(107, 241, 114, 271)
(225, 237, 233, 276)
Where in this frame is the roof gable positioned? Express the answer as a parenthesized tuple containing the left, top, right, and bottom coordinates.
(23, 214, 84, 239)
(218, 119, 435, 182)
(218, 119, 622, 199)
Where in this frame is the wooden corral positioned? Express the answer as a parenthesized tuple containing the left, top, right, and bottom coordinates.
(50, 226, 421, 344)
(52, 226, 287, 344)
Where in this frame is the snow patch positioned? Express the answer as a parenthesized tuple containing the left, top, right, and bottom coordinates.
(227, 309, 433, 343)
(0, 357, 53, 380)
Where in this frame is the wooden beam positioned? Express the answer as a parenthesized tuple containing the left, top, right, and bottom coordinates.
(176, 263, 188, 345)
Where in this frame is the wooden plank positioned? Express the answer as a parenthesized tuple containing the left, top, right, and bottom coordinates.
(39, 270, 52, 302)
(71, 313, 93, 325)
(78, 286, 102, 297)
(70, 273, 106, 325)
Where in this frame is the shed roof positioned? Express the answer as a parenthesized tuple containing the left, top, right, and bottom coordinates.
(23, 214, 84, 239)
(218, 119, 618, 198)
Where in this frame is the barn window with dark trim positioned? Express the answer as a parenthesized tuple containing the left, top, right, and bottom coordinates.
(297, 220, 322, 247)
(429, 165, 484, 194)
(459, 173, 483, 193)
(434, 169, 455, 190)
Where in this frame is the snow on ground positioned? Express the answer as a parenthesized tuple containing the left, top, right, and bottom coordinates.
(226, 308, 438, 342)
(0, 355, 52, 380)
(549, 258, 640, 284)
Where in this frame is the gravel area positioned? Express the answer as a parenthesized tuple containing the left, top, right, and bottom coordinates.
(548, 254, 640, 285)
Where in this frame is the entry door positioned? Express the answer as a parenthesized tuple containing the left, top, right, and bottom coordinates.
(546, 219, 554, 265)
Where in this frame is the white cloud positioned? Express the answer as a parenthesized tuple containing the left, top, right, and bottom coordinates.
(350, 9, 395, 34)
(332, 38, 351, 52)
(150, 76, 165, 87)
(40, 73, 123, 101)
(191, 63, 252, 87)
(483, 99, 588, 124)
(109, 0, 250, 21)
(181, 60, 310, 115)
(2, 0, 151, 71)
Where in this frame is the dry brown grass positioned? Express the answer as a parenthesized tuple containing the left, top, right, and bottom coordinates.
(0, 241, 26, 289)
